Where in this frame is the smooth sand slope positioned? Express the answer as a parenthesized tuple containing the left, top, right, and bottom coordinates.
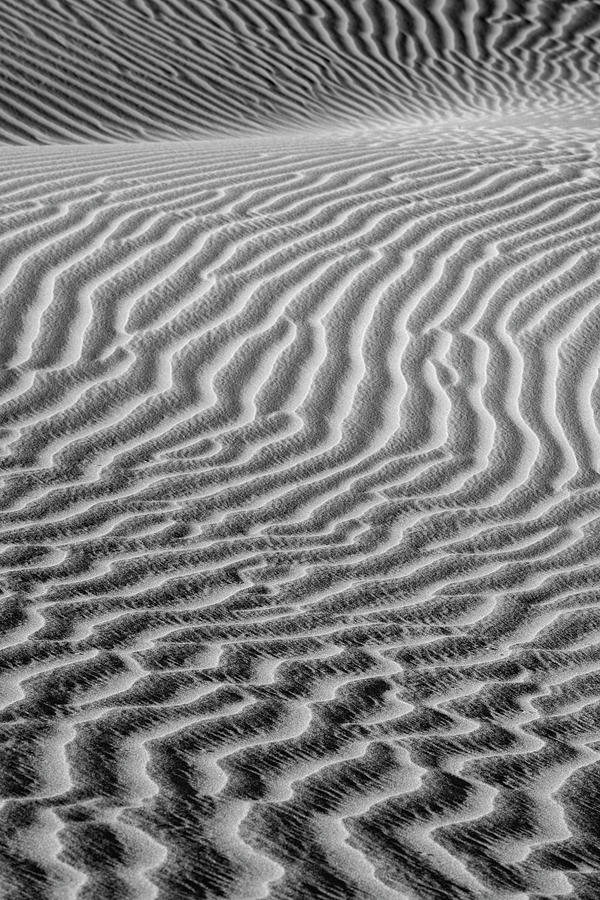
(2, 3, 600, 900)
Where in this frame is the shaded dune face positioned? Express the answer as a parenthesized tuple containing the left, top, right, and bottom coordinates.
(2, 3, 600, 900)
(0, 0, 600, 141)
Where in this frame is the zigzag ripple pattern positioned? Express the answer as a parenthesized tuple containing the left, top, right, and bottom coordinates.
(3, 1, 600, 899)
(2, 128, 600, 898)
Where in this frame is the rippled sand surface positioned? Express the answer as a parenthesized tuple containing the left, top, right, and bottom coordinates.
(3, 3, 600, 899)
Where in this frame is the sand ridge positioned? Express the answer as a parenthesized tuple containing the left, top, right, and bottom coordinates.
(2, 3, 600, 900)
(0, 0, 600, 141)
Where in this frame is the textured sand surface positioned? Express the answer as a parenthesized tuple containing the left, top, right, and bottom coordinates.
(2, 3, 600, 899)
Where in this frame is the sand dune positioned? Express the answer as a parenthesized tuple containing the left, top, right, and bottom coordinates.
(0, 0, 600, 141)
(2, 2, 600, 899)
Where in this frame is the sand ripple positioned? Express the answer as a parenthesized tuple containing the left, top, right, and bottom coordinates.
(2, 2, 600, 899)
(0, 0, 599, 141)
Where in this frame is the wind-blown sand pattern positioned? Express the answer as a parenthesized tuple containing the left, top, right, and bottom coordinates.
(2, 3, 600, 899)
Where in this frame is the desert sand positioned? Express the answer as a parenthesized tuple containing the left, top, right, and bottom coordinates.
(2, 2, 600, 899)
